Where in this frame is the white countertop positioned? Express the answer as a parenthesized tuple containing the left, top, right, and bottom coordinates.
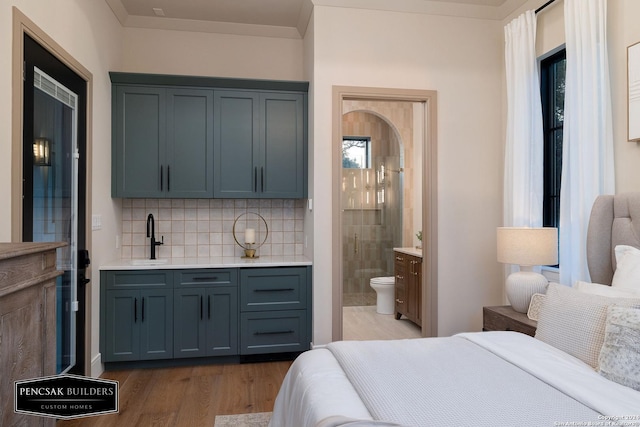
(393, 247, 423, 258)
(100, 255, 312, 271)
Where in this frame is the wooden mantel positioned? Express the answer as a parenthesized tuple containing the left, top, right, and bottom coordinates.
(0, 241, 66, 426)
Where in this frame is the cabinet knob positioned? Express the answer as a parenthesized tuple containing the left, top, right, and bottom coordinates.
(395, 299, 404, 304)
(396, 275, 403, 280)
(395, 256, 404, 261)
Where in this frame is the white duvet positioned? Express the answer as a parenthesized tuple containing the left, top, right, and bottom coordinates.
(269, 332, 640, 427)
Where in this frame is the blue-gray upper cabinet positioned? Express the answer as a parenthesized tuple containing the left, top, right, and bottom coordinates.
(111, 85, 214, 198)
(213, 90, 307, 199)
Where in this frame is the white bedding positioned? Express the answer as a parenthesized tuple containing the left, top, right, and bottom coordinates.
(269, 332, 640, 427)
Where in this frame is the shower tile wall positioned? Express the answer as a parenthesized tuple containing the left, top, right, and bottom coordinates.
(343, 100, 416, 245)
(120, 199, 305, 259)
(342, 104, 414, 305)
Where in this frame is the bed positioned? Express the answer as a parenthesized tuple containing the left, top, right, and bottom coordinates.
(269, 193, 640, 427)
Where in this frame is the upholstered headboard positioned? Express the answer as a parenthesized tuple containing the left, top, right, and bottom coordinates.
(587, 192, 640, 285)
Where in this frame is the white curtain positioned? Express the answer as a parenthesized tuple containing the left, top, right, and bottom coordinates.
(559, 0, 615, 285)
(504, 11, 544, 229)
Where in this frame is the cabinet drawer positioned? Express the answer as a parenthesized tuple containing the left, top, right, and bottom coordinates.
(175, 269, 237, 287)
(240, 267, 307, 311)
(104, 270, 172, 290)
(240, 310, 308, 354)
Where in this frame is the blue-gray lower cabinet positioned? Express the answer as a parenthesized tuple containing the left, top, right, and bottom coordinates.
(239, 266, 312, 355)
(240, 310, 308, 355)
(101, 266, 310, 365)
(103, 288, 173, 362)
(101, 270, 174, 362)
(173, 286, 238, 358)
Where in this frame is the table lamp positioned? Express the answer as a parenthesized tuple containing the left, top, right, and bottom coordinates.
(496, 227, 558, 313)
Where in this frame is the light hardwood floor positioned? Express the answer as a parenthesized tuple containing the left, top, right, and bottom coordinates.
(56, 306, 416, 426)
(56, 361, 291, 427)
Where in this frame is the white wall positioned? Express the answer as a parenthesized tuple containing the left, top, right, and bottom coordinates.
(120, 27, 305, 80)
(609, 0, 640, 192)
(311, 6, 505, 342)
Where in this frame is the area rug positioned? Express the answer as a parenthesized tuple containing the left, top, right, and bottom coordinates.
(214, 411, 271, 427)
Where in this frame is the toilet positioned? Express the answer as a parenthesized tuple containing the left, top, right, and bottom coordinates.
(370, 276, 395, 314)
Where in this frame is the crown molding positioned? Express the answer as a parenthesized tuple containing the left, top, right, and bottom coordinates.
(105, 0, 527, 40)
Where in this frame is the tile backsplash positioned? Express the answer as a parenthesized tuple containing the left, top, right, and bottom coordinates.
(120, 199, 305, 259)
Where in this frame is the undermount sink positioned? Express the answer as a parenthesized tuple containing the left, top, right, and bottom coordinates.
(130, 259, 169, 266)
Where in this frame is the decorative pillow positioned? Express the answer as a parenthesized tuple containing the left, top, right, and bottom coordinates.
(535, 283, 640, 369)
(612, 245, 640, 290)
(574, 281, 640, 298)
(527, 293, 546, 321)
(598, 306, 640, 391)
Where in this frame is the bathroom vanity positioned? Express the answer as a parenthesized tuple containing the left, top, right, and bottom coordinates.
(393, 248, 422, 327)
(100, 256, 311, 368)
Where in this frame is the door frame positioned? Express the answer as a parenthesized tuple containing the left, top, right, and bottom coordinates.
(332, 86, 438, 340)
(11, 7, 94, 373)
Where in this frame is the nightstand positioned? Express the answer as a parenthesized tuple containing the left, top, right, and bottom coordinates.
(482, 305, 537, 337)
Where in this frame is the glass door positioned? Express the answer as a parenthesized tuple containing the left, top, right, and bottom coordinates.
(28, 67, 79, 374)
(342, 137, 370, 307)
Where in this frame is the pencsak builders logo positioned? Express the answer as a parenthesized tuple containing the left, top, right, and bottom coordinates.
(15, 374, 118, 419)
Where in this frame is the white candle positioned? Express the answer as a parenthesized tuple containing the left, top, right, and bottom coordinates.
(244, 228, 255, 244)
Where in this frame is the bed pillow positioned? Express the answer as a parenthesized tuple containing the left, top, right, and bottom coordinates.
(535, 283, 640, 369)
(598, 305, 640, 391)
(612, 245, 640, 291)
(574, 281, 640, 298)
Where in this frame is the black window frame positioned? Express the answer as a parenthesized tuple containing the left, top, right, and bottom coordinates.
(342, 136, 372, 169)
(540, 48, 566, 231)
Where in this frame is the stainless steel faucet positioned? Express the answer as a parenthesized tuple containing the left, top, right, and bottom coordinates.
(146, 213, 163, 259)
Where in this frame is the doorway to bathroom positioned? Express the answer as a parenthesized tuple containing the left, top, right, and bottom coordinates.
(333, 88, 438, 342)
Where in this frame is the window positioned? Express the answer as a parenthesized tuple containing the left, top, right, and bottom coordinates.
(540, 49, 566, 229)
(342, 137, 371, 169)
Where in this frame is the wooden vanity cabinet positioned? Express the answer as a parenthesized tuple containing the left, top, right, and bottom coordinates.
(394, 251, 422, 327)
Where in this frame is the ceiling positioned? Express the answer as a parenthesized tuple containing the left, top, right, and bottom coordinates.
(106, 0, 529, 39)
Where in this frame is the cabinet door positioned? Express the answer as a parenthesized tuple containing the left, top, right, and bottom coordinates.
(112, 85, 166, 198)
(401, 255, 422, 326)
(166, 89, 214, 198)
(139, 289, 173, 360)
(206, 286, 238, 356)
(414, 257, 422, 324)
(213, 91, 260, 198)
(104, 290, 140, 362)
(173, 288, 206, 358)
(260, 93, 306, 198)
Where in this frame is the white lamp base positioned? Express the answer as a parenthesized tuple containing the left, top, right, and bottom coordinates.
(505, 270, 549, 313)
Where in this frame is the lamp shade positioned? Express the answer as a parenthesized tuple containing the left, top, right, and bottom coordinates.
(497, 227, 558, 266)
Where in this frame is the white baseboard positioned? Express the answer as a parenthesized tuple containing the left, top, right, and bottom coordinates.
(90, 353, 104, 378)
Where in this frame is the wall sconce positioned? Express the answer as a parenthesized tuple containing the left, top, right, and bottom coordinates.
(33, 138, 51, 166)
(232, 212, 269, 258)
